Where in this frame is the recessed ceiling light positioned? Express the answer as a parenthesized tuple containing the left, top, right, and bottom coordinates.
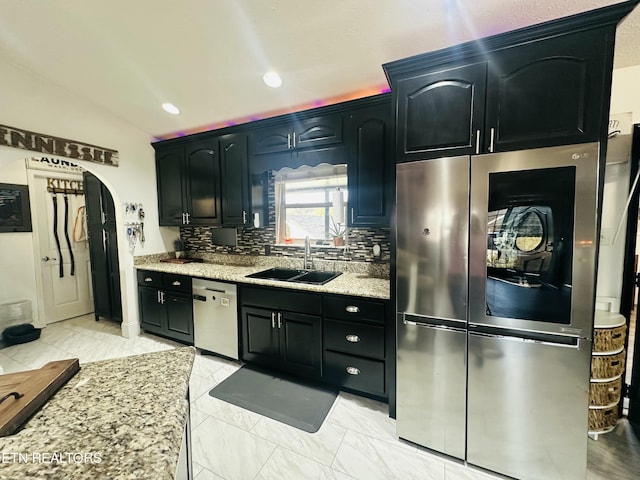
(162, 103, 181, 115)
(263, 71, 282, 88)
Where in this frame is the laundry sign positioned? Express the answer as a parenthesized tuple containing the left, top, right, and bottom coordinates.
(26, 156, 84, 173)
(0, 124, 118, 166)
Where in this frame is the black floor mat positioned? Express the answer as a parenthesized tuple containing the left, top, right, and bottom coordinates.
(209, 365, 338, 433)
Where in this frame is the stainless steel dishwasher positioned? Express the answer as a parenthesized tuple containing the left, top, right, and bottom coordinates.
(192, 279, 238, 360)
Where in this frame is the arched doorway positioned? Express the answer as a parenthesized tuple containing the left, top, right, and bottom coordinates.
(1, 154, 123, 331)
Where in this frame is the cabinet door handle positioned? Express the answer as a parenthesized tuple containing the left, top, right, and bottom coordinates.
(161, 292, 165, 304)
(346, 334, 360, 343)
(145, 277, 153, 282)
(475, 130, 480, 155)
(271, 312, 276, 328)
(287, 133, 292, 149)
(172, 281, 181, 286)
(185, 212, 191, 225)
(181, 213, 185, 224)
(489, 127, 495, 153)
(277, 312, 282, 329)
(242, 210, 247, 224)
(351, 208, 355, 224)
(346, 366, 360, 375)
(345, 305, 360, 313)
(292, 132, 296, 148)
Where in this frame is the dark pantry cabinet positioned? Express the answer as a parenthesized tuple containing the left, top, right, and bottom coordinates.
(137, 270, 193, 344)
(83, 172, 122, 323)
(386, 21, 617, 161)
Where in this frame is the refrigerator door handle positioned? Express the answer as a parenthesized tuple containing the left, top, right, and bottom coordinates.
(403, 318, 466, 334)
(469, 330, 581, 349)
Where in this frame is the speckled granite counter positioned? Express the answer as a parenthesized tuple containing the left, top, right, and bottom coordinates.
(0, 347, 195, 480)
(136, 254, 390, 300)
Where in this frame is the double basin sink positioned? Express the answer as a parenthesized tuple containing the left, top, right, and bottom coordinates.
(245, 267, 342, 285)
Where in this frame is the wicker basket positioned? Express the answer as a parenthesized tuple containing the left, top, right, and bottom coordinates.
(593, 324, 627, 353)
(589, 376, 623, 406)
(591, 349, 626, 379)
(588, 406, 618, 432)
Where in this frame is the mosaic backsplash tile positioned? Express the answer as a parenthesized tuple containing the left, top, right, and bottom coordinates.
(179, 225, 391, 264)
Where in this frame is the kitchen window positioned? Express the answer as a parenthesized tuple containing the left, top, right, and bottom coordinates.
(274, 164, 348, 245)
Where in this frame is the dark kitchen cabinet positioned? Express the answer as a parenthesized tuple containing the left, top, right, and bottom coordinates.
(219, 133, 250, 227)
(249, 114, 347, 173)
(250, 115, 343, 155)
(84, 172, 122, 323)
(395, 62, 487, 159)
(484, 28, 609, 153)
(346, 98, 391, 227)
(155, 134, 254, 227)
(386, 21, 617, 161)
(241, 286, 322, 379)
(155, 138, 221, 226)
(322, 295, 389, 398)
(137, 270, 193, 344)
(156, 144, 185, 225)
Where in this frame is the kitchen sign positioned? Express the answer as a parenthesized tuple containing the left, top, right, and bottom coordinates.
(0, 124, 118, 166)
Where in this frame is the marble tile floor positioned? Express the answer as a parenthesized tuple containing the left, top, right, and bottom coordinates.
(1, 314, 638, 480)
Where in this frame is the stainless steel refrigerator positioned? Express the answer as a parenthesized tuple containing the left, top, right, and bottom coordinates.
(396, 143, 599, 480)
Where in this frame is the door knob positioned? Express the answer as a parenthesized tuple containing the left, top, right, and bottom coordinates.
(42, 256, 57, 261)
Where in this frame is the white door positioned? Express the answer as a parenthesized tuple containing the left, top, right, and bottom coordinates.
(28, 169, 93, 324)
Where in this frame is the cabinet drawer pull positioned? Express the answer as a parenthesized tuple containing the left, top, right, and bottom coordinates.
(346, 334, 360, 343)
(172, 281, 181, 286)
(345, 305, 360, 313)
(145, 277, 153, 282)
(346, 366, 360, 375)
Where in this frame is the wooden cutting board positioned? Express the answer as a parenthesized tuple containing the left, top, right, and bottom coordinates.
(0, 358, 80, 437)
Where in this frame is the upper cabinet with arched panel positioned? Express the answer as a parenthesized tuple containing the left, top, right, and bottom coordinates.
(385, 1, 637, 162)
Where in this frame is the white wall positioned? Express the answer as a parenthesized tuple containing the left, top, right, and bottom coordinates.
(0, 159, 39, 323)
(0, 60, 172, 337)
(610, 65, 640, 124)
(595, 66, 640, 312)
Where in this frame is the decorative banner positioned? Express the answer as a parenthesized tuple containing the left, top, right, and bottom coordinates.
(0, 124, 118, 166)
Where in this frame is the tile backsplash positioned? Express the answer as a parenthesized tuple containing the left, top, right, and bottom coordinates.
(179, 225, 391, 264)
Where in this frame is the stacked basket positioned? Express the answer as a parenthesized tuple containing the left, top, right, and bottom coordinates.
(589, 311, 627, 435)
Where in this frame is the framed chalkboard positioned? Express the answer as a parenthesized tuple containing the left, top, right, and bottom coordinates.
(0, 183, 32, 233)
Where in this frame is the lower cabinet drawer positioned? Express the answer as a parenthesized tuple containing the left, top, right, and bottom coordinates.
(137, 270, 162, 288)
(324, 319, 384, 359)
(324, 351, 385, 396)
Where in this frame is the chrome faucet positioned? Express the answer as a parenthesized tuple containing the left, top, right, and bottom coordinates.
(304, 235, 313, 270)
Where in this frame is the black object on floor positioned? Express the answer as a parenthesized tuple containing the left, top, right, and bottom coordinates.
(209, 365, 338, 433)
(2, 323, 42, 345)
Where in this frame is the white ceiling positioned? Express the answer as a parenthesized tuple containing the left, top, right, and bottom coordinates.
(1, 0, 639, 139)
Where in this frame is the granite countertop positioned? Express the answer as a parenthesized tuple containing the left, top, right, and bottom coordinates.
(136, 257, 390, 300)
(0, 347, 195, 480)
